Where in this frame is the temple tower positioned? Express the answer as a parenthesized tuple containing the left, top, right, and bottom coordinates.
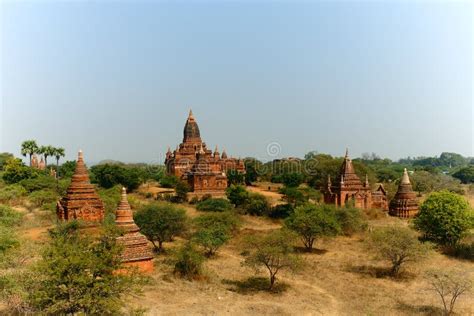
(56, 150, 105, 224)
(389, 168, 419, 218)
(115, 187, 154, 273)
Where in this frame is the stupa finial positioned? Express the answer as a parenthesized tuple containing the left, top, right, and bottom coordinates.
(401, 168, 411, 185)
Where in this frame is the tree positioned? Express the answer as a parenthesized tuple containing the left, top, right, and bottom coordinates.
(279, 186, 307, 207)
(284, 204, 340, 251)
(226, 185, 249, 207)
(425, 269, 472, 316)
(2, 158, 37, 184)
(52, 147, 65, 177)
(38, 145, 55, 167)
(367, 226, 431, 276)
(242, 229, 301, 290)
(244, 193, 270, 216)
(227, 169, 245, 185)
(173, 242, 205, 280)
(414, 191, 473, 246)
(174, 180, 189, 203)
(281, 173, 305, 188)
(27, 222, 140, 315)
(334, 206, 368, 236)
(196, 198, 233, 212)
(192, 213, 236, 256)
(452, 166, 474, 184)
(0, 152, 14, 170)
(20, 140, 39, 166)
(134, 203, 188, 251)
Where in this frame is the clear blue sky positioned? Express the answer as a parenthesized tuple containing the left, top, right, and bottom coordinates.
(1, 1, 472, 164)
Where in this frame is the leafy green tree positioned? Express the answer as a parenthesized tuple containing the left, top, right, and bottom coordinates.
(244, 158, 261, 184)
(173, 242, 205, 280)
(159, 175, 179, 188)
(243, 229, 301, 290)
(284, 204, 340, 251)
(414, 191, 473, 246)
(196, 198, 233, 212)
(2, 158, 37, 184)
(90, 164, 143, 191)
(38, 145, 55, 167)
(59, 160, 76, 178)
(281, 173, 305, 188)
(174, 180, 189, 203)
(268, 204, 294, 219)
(334, 206, 368, 236)
(134, 203, 188, 251)
(452, 166, 474, 184)
(27, 222, 140, 315)
(227, 169, 245, 185)
(367, 226, 431, 276)
(20, 140, 39, 166)
(0, 226, 18, 254)
(279, 186, 307, 207)
(192, 213, 236, 256)
(244, 193, 270, 216)
(20, 175, 56, 192)
(226, 185, 250, 207)
(0, 152, 14, 170)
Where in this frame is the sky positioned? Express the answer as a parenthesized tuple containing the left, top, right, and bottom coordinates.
(1, 1, 473, 164)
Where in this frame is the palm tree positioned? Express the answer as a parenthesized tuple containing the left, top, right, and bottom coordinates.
(21, 140, 39, 166)
(53, 147, 65, 177)
(39, 145, 56, 167)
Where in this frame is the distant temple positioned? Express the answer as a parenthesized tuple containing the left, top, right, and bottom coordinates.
(56, 150, 105, 223)
(31, 154, 46, 170)
(115, 187, 154, 273)
(323, 149, 388, 210)
(165, 110, 245, 197)
(389, 168, 419, 218)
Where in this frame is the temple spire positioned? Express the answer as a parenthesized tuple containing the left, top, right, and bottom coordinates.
(345, 148, 349, 158)
(188, 109, 194, 119)
(401, 168, 411, 185)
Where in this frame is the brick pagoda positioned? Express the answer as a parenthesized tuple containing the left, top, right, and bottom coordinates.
(56, 150, 105, 224)
(115, 187, 154, 273)
(323, 149, 388, 210)
(389, 168, 419, 218)
(165, 110, 245, 197)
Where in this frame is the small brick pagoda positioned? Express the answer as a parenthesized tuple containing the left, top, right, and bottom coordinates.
(165, 110, 245, 197)
(323, 149, 388, 210)
(56, 150, 105, 223)
(389, 168, 419, 218)
(115, 187, 154, 273)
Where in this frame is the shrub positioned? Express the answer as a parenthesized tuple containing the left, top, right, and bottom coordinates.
(414, 191, 473, 246)
(242, 229, 301, 290)
(335, 206, 368, 236)
(0, 226, 18, 254)
(196, 198, 232, 212)
(20, 175, 56, 192)
(226, 185, 249, 207)
(173, 242, 205, 280)
(134, 203, 188, 251)
(281, 173, 305, 188)
(193, 221, 231, 257)
(28, 190, 59, 209)
(2, 158, 38, 184)
(97, 185, 122, 215)
(268, 204, 294, 219)
(367, 226, 431, 276)
(452, 166, 474, 184)
(90, 164, 144, 191)
(0, 205, 23, 226)
(284, 204, 340, 251)
(279, 187, 307, 207)
(243, 193, 271, 216)
(0, 184, 27, 205)
(159, 175, 179, 188)
(173, 180, 189, 203)
(227, 169, 245, 185)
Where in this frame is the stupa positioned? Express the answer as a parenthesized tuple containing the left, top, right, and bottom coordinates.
(115, 187, 154, 273)
(389, 168, 419, 218)
(56, 150, 105, 223)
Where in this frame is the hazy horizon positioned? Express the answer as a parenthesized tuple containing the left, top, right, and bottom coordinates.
(1, 1, 473, 164)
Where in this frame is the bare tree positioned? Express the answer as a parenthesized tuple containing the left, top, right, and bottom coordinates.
(425, 269, 472, 316)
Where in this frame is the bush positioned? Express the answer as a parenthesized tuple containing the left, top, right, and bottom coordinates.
(173, 180, 189, 203)
(452, 166, 474, 184)
(194, 212, 240, 233)
(243, 229, 301, 290)
(2, 158, 38, 184)
(243, 193, 271, 216)
(159, 175, 179, 188)
(227, 169, 245, 185)
(284, 204, 340, 251)
(196, 198, 233, 212)
(0, 205, 23, 226)
(134, 203, 188, 251)
(20, 175, 56, 192)
(173, 242, 205, 280)
(0, 226, 18, 254)
(414, 191, 473, 246)
(0, 184, 27, 205)
(281, 173, 305, 188)
(28, 190, 59, 209)
(226, 185, 249, 207)
(367, 226, 431, 276)
(90, 164, 144, 191)
(268, 204, 294, 219)
(97, 185, 122, 215)
(335, 206, 368, 236)
(193, 222, 231, 257)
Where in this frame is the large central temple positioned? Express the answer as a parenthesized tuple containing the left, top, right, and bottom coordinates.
(165, 110, 245, 197)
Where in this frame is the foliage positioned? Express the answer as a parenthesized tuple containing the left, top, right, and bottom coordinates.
(90, 164, 144, 191)
(28, 190, 59, 209)
(134, 203, 188, 251)
(334, 206, 368, 236)
(414, 191, 473, 246)
(284, 204, 340, 251)
(243, 193, 271, 216)
(268, 204, 294, 219)
(196, 198, 233, 212)
(0, 152, 14, 170)
(242, 229, 301, 290)
(425, 269, 472, 316)
(2, 158, 38, 184)
(367, 226, 431, 276)
(38, 145, 55, 166)
(0, 205, 23, 226)
(279, 186, 307, 207)
(244, 158, 261, 184)
(452, 166, 474, 184)
(98, 185, 122, 215)
(20, 140, 39, 166)
(173, 242, 205, 280)
(411, 171, 463, 195)
(159, 175, 179, 188)
(20, 175, 56, 192)
(281, 173, 305, 188)
(227, 169, 245, 185)
(27, 221, 141, 315)
(226, 185, 249, 207)
(58, 160, 77, 178)
(173, 180, 189, 203)
(0, 226, 18, 254)
(193, 216, 232, 256)
(0, 184, 27, 205)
